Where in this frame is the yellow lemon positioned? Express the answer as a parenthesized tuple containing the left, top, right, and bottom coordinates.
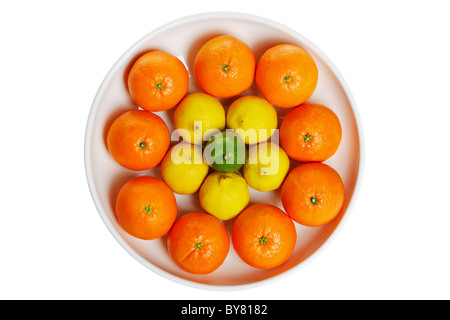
(161, 142, 209, 195)
(174, 92, 226, 145)
(226, 95, 278, 144)
(243, 142, 290, 192)
(199, 172, 249, 220)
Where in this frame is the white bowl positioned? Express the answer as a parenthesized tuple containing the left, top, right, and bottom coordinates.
(84, 12, 364, 290)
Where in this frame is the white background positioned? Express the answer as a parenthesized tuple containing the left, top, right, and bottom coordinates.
(1, 0, 449, 300)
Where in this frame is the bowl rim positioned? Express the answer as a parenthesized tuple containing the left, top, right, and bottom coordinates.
(84, 11, 365, 291)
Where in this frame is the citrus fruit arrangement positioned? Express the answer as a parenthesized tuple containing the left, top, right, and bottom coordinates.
(105, 34, 345, 275)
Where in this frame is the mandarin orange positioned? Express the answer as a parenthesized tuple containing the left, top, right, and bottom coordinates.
(256, 44, 318, 108)
(232, 204, 296, 269)
(167, 212, 230, 274)
(107, 110, 170, 171)
(281, 163, 345, 227)
(280, 103, 342, 162)
(115, 176, 177, 240)
(128, 51, 189, 112)
(194, 35, 256, 98)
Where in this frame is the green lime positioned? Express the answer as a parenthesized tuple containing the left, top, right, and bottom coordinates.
(203, 131, 246, 173)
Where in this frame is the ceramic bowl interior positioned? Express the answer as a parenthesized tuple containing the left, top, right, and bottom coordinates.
(85, 12, 364, 290)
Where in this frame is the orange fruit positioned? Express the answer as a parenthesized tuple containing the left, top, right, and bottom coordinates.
(281, 163, 344, 227)
(255, 44, 318, 108)
(107, 110, 170, 171)
(115, 176, 177, 240)
(128, 51, 189, 112)
(194, 35, 256, 98)
(280, 103, 342, 162)
(232, 204, 296, 269)
(167, 212, 230, 274)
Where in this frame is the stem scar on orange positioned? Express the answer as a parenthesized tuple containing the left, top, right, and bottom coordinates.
(280, 103, 342, 162)
(256, 44, 318, 108)
(115, 176, 177, 240)
(167, 212, 230, 274)
(106, 110, 170, 171)
(281, 163, 345, 227)
(232, 204, 297, 269)
(128, 50, 189, 112)
(194, 35, 256, 98)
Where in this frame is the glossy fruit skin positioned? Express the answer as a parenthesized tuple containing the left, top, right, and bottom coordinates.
(226, 95, 278, 144)
(194, 35, 256, 98)
(128, 51, 189, 112)
(280, 103, 342, 162)
(167, 212, 230, 274)
(115, 176, 177, 240)
(173, 92, 226, 145)
(106, 110, 170, 171)
(256, 44, 318, 108)
(161, 142, 209, 195)
(281, 163, 345, 227)
(232, 204, 297, 269)
(203, 131, 246, 173)
(199, 172, 250, 221)
(242, 142, 290, 192)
